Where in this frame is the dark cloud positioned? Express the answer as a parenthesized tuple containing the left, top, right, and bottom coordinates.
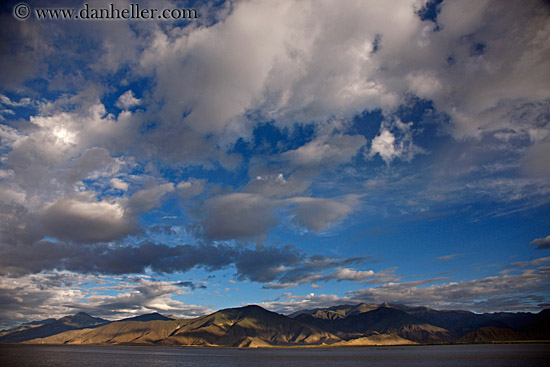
(199, 193, 278, 242)
(175, 281, 207, 290)
(0, 239, 368, 290)
(235, 245, 304, 282)
(0, 241, 239, 276)
(529, 235, 550, 250)
(39, 197, 138, 244)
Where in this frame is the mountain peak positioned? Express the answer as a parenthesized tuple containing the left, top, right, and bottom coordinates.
(118, 313, 172, 322)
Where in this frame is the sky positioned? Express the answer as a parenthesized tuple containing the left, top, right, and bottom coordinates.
(0, 0, 549, 329)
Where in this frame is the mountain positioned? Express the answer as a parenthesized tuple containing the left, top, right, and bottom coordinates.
(27, 305, 341, 347)
(0, 312, 108, 343)
(160, 305, 341, 346)
(295, 306, 454, 343)
(28, 318, 187, 345)
(3, 304, 549, 347)
(295, 303, 550, 344)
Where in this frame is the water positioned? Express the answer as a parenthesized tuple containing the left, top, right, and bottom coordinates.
(0, 344, 548, 367)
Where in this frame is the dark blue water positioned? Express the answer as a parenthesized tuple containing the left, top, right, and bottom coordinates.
(0, 344, 548, 367)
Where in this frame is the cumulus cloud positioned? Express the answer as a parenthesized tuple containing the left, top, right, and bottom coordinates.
(40, 196, 137, 243)
(199, 193, 278, 242)
(176, 179, 205, 198)
(110, 178, 129, 191)
(369, 119, 423, 164)
(335, 268, 376, 281)
(196, 191, 361, 241)
(115, 90, 140, 110)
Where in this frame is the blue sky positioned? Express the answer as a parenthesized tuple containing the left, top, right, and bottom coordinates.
(0, 0, 549, 328)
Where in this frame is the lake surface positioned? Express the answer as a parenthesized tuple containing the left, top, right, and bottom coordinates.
(0, 344, 548, 367)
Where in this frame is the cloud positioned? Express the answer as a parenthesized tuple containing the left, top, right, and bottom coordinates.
(196, 188, 361, 241)
(176, 179, 205, 199)
(508, 257, 550, 268)
(110, 178, 129, 192)
(261, 262, 549, 315)
(115, 90, 140, 110)
(0, 272, 213, 329)
(437, 254, 461, 261)
(262, 256, 375, 289)
(288, 195, 359, 232)
(258, 292, 351, 315)
(40, 196, 137, 243)
(524, 141, 550, 177)
(63, 147, 120, 184)
(0, 0, 548, 323)
(529, 235, 550, 250)
(0, 235, 364, 290)
(347, 266, 550, 312)
(199, 193, 278, 242)
(369, 119, 423, 164)
(127, 183, 175, 213)
(334, 268, 375, 281)
(235, 245, 303, 283)
(282, 133, 366, 167)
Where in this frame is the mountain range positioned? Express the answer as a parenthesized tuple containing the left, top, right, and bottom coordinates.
(1, 303, 548, 347)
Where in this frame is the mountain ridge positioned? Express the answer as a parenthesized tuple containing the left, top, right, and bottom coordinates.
(2, 303, 548, 347)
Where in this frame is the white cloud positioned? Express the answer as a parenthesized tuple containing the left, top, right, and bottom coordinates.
(335, 268, 375, 281)
(283, 133, 366, 167)
(369, 119, 423, 164)
(110, 178, 129, 192)
(115, 90, 140, 110)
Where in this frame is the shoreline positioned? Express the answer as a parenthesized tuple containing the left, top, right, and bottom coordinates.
(3, 340, 549, 349)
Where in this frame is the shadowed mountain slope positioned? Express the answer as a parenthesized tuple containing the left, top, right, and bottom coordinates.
(0, 312, 108, 343)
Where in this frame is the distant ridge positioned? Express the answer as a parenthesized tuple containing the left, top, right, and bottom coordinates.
(117, 313, 172, 323)
(2, 304, 548, 347)
(0, 312, 108, 343)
